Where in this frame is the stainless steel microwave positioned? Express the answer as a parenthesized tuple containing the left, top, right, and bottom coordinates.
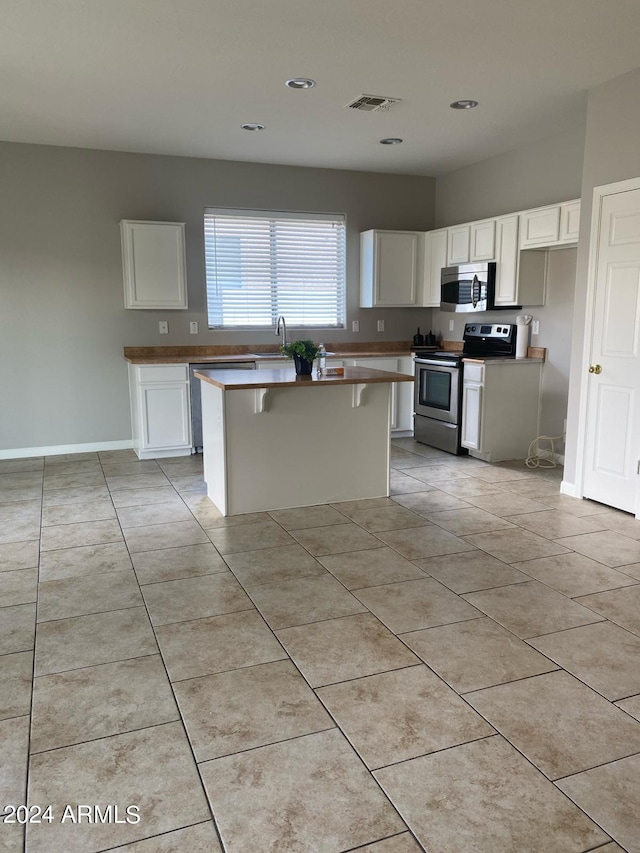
(440, 262, 519, 312)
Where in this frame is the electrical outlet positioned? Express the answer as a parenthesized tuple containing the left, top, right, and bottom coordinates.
(159, 321, 169, 335)
(449, 319, 455, 332)
(377, 319, 385, 332)
(532, 319, 540, 335)
(189, 321, 198, 335)
(351, 320, 360, 333)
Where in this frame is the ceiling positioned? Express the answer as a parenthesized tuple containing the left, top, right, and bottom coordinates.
(2, 0, 640, 176)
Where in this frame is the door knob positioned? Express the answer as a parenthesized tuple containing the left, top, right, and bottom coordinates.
(588, 364, 602, 374)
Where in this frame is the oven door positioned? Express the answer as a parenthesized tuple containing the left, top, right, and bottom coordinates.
(414, 359, 460, 424)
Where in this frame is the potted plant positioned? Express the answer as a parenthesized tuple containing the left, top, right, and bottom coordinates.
(280, 339, 319, 376)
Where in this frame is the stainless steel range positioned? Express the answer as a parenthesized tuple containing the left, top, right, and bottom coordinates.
(414, 323, 517, 454)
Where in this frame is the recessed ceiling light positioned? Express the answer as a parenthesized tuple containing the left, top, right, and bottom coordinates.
(286, 78, 316, 89)
(450, 99, 478, 109)
(380, 137, 403, 145)
(241, 123, 265, 131)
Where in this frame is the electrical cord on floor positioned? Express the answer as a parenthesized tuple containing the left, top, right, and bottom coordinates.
(525, 432, 565, 468)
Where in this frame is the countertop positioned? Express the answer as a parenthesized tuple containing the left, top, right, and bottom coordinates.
(194, 365, 414, 390)
(124, 342, 413, 365)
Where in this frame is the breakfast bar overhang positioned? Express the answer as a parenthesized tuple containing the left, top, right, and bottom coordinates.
(195, 366, 414, 516)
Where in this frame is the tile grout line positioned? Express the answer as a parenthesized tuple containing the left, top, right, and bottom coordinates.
(100, 455, 230, 853)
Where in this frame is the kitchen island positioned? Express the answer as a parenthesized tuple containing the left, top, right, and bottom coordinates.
(195, 366, 414, 515)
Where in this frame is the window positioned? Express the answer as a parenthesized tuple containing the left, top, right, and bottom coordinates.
(204, 208, 346, 329)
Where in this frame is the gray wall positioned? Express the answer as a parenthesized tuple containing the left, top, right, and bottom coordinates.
(435, 126, 586, 228)
(430, 128, 585, 453)
(0, 142, 435, 452)
(564, 67, 640, 484)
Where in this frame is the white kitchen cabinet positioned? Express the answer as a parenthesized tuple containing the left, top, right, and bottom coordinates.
(461, 374, 483, 451)
(128, 363, 192, 459)
(360, 230, 420, 307)
(519, 206, 560, 248)
(461, 360, 542, 462)
(394, 355, 415, 432)
(343, 356, 413, 432)
(447, 224, 471, 265)
(446, 219, 496, 267)
(121, 220, 188, 309)
(493, 215, 520, 305)
(470, 220, 496, 261)
(419, 228, 448, 307)
(519, 200, 580, 249)
(559, 200, 581, 242)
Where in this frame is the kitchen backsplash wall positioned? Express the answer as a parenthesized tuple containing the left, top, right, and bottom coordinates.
(0, 141, 434, 451)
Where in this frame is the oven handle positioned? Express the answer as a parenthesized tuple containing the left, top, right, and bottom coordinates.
(414, 358, 460, 368)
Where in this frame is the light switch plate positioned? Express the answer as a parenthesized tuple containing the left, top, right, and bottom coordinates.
(189, 321, 198, 334)
(351, 320, 360, 332)
(532, 320, 540, 335)
(449, 319, 455, 331)
(159, 321, 169, 335)
(377, 319, 385, 332)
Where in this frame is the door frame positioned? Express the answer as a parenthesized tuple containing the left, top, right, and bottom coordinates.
(573, 175, 640, 517)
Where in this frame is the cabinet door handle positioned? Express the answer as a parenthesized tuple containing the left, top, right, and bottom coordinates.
(588, 364, 602, 374)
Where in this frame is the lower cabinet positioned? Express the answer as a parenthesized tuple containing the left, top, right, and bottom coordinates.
(461, 361, 542, 462)
(128, 364, 192, 459)
(343, 356, 414, 432)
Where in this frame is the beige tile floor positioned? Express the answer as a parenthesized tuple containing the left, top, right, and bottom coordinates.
(1, 442, 640, 851)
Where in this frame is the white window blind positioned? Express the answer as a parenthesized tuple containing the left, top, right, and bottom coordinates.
(204, 208, 346, 329)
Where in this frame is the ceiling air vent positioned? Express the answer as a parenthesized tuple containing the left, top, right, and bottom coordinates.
(345, 94, 401, 113)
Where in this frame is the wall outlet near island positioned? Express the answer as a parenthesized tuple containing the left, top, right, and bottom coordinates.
(189, 321, 198, 334)
(449, 319, 455, 331)
(159, 321, 169, 335)
(351, 320, 360, 332)
(532, 319, 540, 335)
(377, 319, 385, 332)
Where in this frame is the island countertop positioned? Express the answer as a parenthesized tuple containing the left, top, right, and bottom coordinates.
(194, 365, 414, 390)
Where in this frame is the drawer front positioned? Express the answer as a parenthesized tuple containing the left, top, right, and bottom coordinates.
(463, 363, 484, 383)
(137, 364, 189, 383)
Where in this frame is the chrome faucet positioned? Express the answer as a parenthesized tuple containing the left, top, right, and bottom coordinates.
(275, 315, 288, 347)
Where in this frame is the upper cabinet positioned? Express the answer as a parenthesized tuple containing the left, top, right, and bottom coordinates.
(420, 229, 448, 307)
(447, 224, 471, 265)
(493, 215, 521, 306)
(121, 220, 188, 310)
(361, 197, 580, 310)
(559, 200, 581, 242)
(447, 220, 496, 265)
(519, 200, 580, 249)
(360, 230, 420, 307)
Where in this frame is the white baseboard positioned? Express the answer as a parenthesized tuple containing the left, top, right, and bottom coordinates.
(560, 480, 580, 497)
(0, 439, 134, 460)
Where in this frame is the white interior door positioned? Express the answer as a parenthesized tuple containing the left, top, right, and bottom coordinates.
(583, 187, 640, 514)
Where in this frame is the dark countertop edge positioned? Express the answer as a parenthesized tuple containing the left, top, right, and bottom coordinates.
(194, 366, 414, 390)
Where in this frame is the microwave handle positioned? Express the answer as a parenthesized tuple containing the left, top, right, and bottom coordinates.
(472, 275, 480, 308)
